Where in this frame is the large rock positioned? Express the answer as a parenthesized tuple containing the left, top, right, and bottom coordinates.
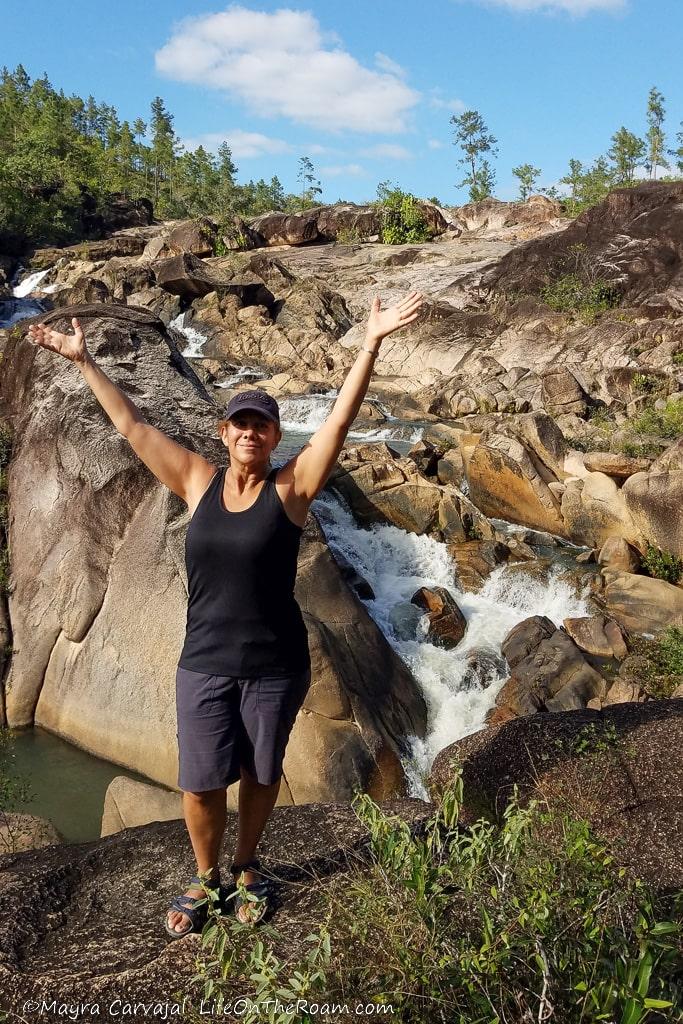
(0, 798, 432, 1013)
(623, 469, 683, 560)
(245, 202, 448, 248)
(429, 700, 683, 890)
(101, 777, 183, 836)
(482, 181, 683, 311)
(561, 472, 640, 549)
(583, 452, 652, 480)
(0, 304, 427, 803)
(409, 586, 466, 648)
(448, 195, 564, 240)
(493, 615, 607, 718)
(597, 536, 641, 574)
(600, 569, 683, 633)
(466, 433, 567, 537)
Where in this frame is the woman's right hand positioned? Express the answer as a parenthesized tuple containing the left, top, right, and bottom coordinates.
(27, 317, 89, 364)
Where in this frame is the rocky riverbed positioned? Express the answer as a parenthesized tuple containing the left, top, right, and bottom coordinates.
(0, 185, 682, 1011)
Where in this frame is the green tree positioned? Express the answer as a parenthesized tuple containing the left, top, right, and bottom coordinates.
(297, 155, 322, 207)
(668, 122, 683, 175)
(450, 108, 498, 202)
(560, 156, 613, 216)
(608, 126, 646, 185)
(149, 95, 180, 211)
(512, 162, 541, 200)
(646, 86, 667, 180)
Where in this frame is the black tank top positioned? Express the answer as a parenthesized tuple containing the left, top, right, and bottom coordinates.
(177, 463, 310, 676)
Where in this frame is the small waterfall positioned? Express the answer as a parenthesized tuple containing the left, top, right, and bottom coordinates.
(168, 313, 211, 357)
(311, 489, 589, 799)
(12, 268, 51, 297)
(280, 393, 423, 444)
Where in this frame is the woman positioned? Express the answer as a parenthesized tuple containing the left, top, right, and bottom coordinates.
(27, 287, 424, 937)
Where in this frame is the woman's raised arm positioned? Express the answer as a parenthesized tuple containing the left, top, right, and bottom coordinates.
(286, 289, 424, 502)
(27, 317, 214, 503)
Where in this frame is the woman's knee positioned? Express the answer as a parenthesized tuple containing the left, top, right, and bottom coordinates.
(183, 786, 227, 802)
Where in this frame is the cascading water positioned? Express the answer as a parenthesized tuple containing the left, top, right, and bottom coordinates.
(12, 267, 51, 297)
(168, 313, 211, 358)
(310, 488, 590, 799)
(279, 393, 424, 443)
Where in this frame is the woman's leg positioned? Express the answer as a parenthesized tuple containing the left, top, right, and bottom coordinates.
(233, 767, 281, 867)
(167, 786, 227, 934)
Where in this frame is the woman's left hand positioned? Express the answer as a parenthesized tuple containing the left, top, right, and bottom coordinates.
(366, 289, 424, 344)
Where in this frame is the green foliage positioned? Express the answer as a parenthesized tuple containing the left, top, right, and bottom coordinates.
(512, 162, 541, 200)
(672, 351, 683, 366)
(555, 722, 621, 757)
(632, 372, 666, 395)
(450, 108, 498, 202)
(631, 397, 683, 440)
(0, 65, 307, 250)
(374, 181, 433, 244)
(641, 542, 683, 585)
(296, 156, 322, 209)
(646, 86, 668, 180)
(629, 626, 683, 698)
(608, 127, 646, 186)
(540, 243, 620, 322)
(188, 766, 683, 1023)
(559, 156, 614, 217)
(335, 225, 364, 244)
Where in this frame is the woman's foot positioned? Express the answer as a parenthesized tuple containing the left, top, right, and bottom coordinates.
(166, 872, 220, 935)
(231, 861, 269, 925)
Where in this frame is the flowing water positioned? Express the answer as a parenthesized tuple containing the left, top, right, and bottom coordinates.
(310, 491, 589, 799)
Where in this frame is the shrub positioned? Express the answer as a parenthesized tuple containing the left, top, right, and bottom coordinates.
(185, 766, 683, 1024)
(374, 182, 433, 245)
(540, 243, 620, 323)
(335, 225, 363, 245)
(641, 542, 683, 585)
(631, 397, 683, 440)
(672, 351, 683, 366)
(629, 626, 683, 698)
(632, 372, 666, 395)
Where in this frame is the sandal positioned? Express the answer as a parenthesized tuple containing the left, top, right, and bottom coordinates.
(230, 858, 271, 926)
(164, 874, 221, 940)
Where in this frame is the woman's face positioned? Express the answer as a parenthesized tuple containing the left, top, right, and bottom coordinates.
(222, 412, 282, 467)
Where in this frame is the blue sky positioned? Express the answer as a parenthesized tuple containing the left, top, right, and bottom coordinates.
(4, 0, 683, 204)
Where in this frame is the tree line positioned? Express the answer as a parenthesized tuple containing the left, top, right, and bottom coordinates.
(450, 86, 683, 213)
(0, 65, 329, 251)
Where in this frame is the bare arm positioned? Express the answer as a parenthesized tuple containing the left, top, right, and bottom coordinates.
(289, 290, 423, 501)
(28, 317, 214, 503)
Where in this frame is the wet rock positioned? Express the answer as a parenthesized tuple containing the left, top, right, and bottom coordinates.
(429, 700, 683, 890)
(562, 614, 626, 660)
(410, 587, 467, 648)
(494, 616, 607, 717)
(388, 602, 424, 641)
(449, 540, 511, 593)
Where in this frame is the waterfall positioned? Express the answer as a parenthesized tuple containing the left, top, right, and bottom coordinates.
(279, 394, 424, 443)
(310, 489, 590, 799)
(12, 268, 51, 297)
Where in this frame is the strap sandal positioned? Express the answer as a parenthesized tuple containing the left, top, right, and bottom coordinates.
(164, 873, 221, 940)
(230, 858, 271, 926)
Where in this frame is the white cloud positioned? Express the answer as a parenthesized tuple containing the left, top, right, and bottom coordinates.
(428, 88, 466, 112)
(374, 51, 407, 78)
(180, 129, 292, 158)
(428, 139, 445, 149)
(465, 0, 625, 12)
(320, 163, 366, 177)
(155, 6, 419, 133)
(306, 143, 341, 156)
(359, 143, 412, 160)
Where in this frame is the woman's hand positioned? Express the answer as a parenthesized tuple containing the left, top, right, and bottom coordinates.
(366, 289, 424, 344)
(27, 317, 89, 364)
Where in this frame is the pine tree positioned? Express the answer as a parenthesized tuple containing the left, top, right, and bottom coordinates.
(297, 156, 322, 207)
(646, 87, 667, 180)
(450, 109, 498, 202)
(608, 127, 646, 185)
(512, 163, 541, 200)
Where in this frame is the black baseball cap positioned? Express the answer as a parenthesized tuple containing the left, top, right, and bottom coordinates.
(224, 389, 280, 426)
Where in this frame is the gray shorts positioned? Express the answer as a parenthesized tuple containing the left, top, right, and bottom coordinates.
(175, 664, 311, 792)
